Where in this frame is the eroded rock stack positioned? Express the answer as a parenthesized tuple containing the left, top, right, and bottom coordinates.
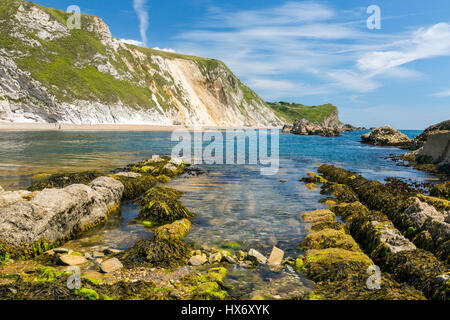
(282, 119, 341, 137)
(361, 126, 411, 146)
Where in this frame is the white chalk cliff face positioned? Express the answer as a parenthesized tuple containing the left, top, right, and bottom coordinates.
(0, 0, 282, 127)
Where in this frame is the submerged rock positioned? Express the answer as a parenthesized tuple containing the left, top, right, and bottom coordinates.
(101, 258, 123, 273)
(59, 254, 88, 266)
(120, 219, 192, 268)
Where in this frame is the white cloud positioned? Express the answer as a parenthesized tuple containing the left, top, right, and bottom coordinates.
(153, 47, 177, 53)
(357, 23, 450, 76)
(327, 70, 380, 92)
(206, 2, 335, 28)
(431, 89, 450, 97)
(168, 2, 450, 98)
(246, 78, 327, 99)
(120, 39, 145, 46)
(133, 0, 149, 46)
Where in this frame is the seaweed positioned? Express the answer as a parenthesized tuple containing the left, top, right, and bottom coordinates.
(138, 187, 194, 224)
(28, 171, 103, 191)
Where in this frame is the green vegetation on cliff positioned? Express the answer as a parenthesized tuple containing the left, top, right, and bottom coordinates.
(267, 101, 337, 124)
(0, 0, 277, 126)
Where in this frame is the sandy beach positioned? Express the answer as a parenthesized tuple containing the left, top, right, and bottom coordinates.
(0, 122, 280, 132)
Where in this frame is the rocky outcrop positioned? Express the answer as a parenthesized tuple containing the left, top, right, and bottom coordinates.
(402, 131, 450, 175)
(0, 0, 281, 127)
(282, 119, 341, 137)
(414, 132, 450, 173)
(0, 177, 123, 256)
(361, 126, 411, 146)
(409, 120, 450, 150)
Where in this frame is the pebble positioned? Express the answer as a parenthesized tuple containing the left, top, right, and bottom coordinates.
(59, 254, 88, 266)
(100, 258, 123, 273)
(268, 246, 284, 266)
(93, 251, 105, 258)
(208, 252, 222, 264)
(248, 249, 267, 265)
(189, 255, 207, 266)
(105, 248, 123, 255)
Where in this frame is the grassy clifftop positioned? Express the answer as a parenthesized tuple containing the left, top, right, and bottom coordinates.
(267, 102, 338, 124)
(0, 0, 280, 126)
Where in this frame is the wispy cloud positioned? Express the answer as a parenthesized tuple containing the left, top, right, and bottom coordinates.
(133, 0, 149, 46)
(431, 89, 450, 97)
(357, 23, 450, 76)
(167, 1, 449, 100)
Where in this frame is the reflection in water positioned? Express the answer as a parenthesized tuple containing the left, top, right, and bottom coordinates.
(0, 129, 433, 297)
(66, 202, 151, 251)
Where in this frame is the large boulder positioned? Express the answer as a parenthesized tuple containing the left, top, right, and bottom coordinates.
(283, 119, 341, 137)
(415, 132, 450, 173)
(0, 177, 124, 256)
(361, 126, 411, 146)
(409, 120, 450, 150)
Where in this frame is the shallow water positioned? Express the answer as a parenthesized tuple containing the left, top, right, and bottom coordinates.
(0, 129, 433, 298)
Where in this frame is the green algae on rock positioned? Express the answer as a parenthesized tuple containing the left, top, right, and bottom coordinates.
(120, 219, 193, 269)
(301, 248, 373, 282)
(153, 219, 192, 242)
(318, 164, 449, 263)
(139, 186, 194, 224)
(320, 189, 449, 299)
(110, 173, 157, 200)
(300, 209, 336, 227)
(430, 182, 450, 201)
(28, 171, 103, 191)
(299, 229, 360, 252)
(0, 177, 124, 260)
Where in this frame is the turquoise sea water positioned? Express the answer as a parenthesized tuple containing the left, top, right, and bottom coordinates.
(0, 129, 431, 252)
(0, 129, 434, 298)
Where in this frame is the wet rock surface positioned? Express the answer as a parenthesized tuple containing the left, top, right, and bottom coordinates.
(0, 177, 124, 257)
(307, 166, 449, 299)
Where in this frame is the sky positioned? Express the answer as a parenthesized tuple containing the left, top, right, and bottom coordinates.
(32, 0, 450, 129)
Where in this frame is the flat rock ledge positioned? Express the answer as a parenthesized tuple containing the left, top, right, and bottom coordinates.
(0, 177, 124, 257)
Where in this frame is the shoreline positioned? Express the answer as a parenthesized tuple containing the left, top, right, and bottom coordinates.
(0, 122, 282, 132)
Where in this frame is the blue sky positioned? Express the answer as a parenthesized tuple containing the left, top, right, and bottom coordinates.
(33, 0, 450, 129)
